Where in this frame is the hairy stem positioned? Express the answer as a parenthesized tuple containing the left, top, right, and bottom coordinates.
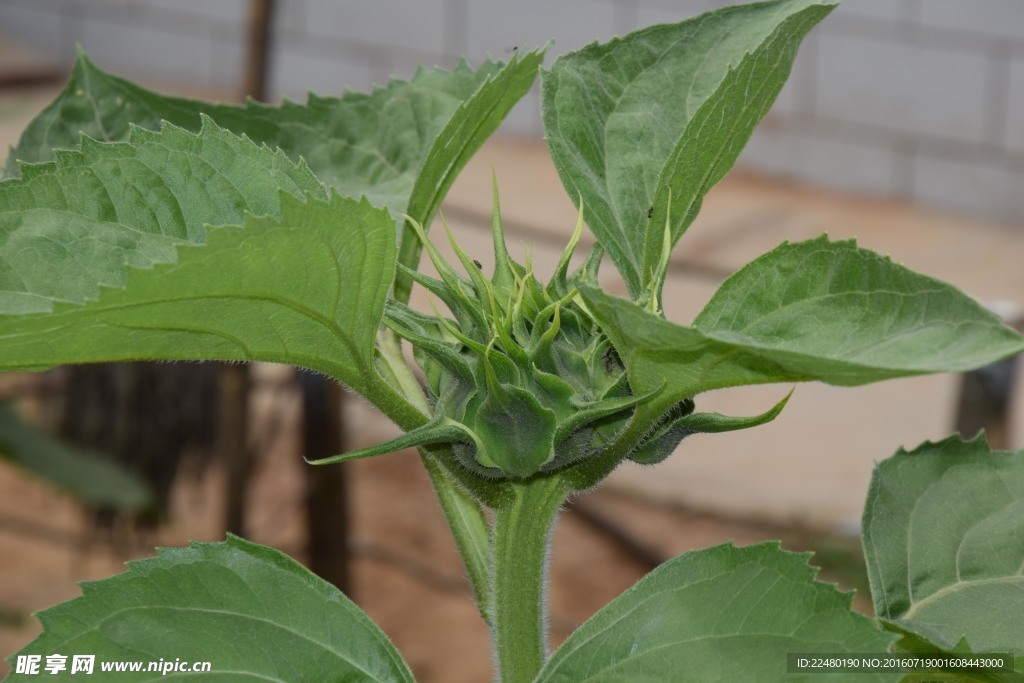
(421, 453, 494, 621)
(375, 329, 429, 414)
(372, 330, 494, 619)
(491, 475, 566, 683)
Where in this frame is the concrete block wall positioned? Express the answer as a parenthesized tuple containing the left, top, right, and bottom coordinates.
(745, 0, 1024, 225)
(0, 0, 249, 95)
(1, 0, 1023, 224)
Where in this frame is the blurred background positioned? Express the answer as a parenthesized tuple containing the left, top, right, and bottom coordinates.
(1, 1, 1023, 681)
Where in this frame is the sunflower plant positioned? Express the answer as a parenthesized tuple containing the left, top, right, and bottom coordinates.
(3, 1, 1024, 681)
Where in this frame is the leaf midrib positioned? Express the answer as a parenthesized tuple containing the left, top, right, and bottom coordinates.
(641, 324, 994, 378)
(572, 632, 857, 683)
(600, 25, 720, 269)
(899, 468, 1024, 622)
(8, 289, 363, 360)
(544, 562, 826, 679)
(901, 575, 1024, 621)
(660, 17, 797, 237)
(79, 604, 399, 683)
(712, 290, 970, 335)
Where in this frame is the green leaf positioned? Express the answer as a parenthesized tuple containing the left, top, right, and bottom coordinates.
(0, 193, 395, 397)
(536, 542, 898, 683)
(308, 417, 475, 466)
(542, 0, 835, 298)
(0, 402, 152, 511)
(581, 237, 1024, 421)
(629, 391, 790, 465)
(394, 48, 545, 302)
(0, 121, 398, 402)
(6, 49, 542, 258)
(5, 535, 414, 682)
(0, 116, 325, 314)
(863, 436, 1024, 672)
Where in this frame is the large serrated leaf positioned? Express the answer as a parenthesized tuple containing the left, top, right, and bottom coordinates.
(0, 116, 325, 314)
(863, 436, 1024, 675)
(0, 121, 397, 400)
(581, 237, 1024, 421)
(0, 402, 152, 511)
(542, 0, 834, 298)
(5, 49, 543, 264)
(4, 535, 414, 682)
(536, 542, 898, 683)
(0, 191, 395, 397)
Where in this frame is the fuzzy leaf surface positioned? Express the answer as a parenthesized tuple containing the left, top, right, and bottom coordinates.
(0, 402, 152, 511)
(581, 237, 1024, 420)
(536, 542, 898, 682)
(0, 193, 395, 394)
(0, 122, 395, 398)
(4, 535, 414, 682)
(0, 117, 324, 314)
(542, 0, 835, 298)
(863, 436, 1024, 674)
(394, 48, 544, 300)
(5, 49, 542, 242)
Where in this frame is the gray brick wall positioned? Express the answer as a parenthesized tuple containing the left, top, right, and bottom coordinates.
(745, 0, 1024, 224)
(2, 0, 1022, 224)
(0, 0, 248, 93)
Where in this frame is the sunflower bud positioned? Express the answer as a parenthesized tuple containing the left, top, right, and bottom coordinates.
(364, 180, 659, 479)
(309, 181, 790, 482)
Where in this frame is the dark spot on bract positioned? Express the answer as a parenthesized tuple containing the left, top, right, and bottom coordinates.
(603, 346, 616, 372)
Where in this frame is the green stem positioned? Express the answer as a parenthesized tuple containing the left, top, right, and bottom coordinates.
(491, 475, 566, 683)
(375, 329, 429, 414)
(370, 330, 495, 620)
(420, 452, 493, 621)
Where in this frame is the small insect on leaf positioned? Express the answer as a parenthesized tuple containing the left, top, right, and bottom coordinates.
(473, 259, 483, 270)
(603, 346, 616, 373)
(647, 206, 654, 219)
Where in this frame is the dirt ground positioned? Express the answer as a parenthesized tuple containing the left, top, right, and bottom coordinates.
(0, 369, 869, 682)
